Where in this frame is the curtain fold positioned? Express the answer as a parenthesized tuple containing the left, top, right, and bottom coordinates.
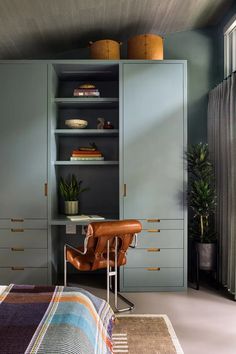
(208, 73, 236, 297)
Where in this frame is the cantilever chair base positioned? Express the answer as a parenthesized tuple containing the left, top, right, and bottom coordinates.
(64, 220, 142, 312)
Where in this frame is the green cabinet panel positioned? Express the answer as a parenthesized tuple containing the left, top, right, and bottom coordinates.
(0, 268, 48, 285)
(123, 268, 184, 288)
(125, 248, 183, 268)
(0, 219, 47, 229)
(137, 229, 183, 248)
(121, 61, 187, 291)
(123, 63, 184, 219)
(0, 64, 48, 219)
(0, 249, 48, 267)
(0, 229, 47, 248)
(139, 219, 184, 230)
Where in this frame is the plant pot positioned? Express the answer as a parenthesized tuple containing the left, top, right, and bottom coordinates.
(64, 201, 78, 215)
(196, 242, 216, 271)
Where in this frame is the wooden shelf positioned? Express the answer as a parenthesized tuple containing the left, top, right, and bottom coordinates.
(54, 97, 119, 108)
(54, 161, 119, 165)
(54, 129, 119, 136)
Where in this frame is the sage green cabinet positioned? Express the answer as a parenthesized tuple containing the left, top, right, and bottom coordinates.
(0, 64, 47, 219)
(120, 62, 187, 291)
(0, 63, 49, 285)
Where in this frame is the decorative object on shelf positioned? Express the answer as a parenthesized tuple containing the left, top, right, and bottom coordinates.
(89, 39, 122, 60)
(127, 34, 163, 60)
(65, 119, 88, 129)
(73, 83, 100, 97)
(103, 121, 114, 129)
(70, 142, 104, 161)
(187, 143, 217, 275)
(59, 174, 89, 215)
(97, 118, 105, 129)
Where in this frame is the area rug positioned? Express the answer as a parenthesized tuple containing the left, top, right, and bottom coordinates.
(112, 314, 184, 354)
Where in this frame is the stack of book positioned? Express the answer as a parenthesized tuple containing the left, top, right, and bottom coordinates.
(73, 88, 100, 97)
(70, 149, 104, 161)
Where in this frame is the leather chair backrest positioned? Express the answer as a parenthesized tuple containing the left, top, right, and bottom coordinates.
(86, 220, 142, 270)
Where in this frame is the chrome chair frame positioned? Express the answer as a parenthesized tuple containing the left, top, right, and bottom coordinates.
(64, 233, 138, 312)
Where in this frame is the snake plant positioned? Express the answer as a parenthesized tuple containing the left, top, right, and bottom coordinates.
(59, 174, 89, 201)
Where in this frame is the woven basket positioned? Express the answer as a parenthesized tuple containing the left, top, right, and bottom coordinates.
(128, 34, 163, 60)
(89, 39, 121, 60)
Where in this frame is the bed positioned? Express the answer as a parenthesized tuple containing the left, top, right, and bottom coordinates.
(0, 284, 114, 354)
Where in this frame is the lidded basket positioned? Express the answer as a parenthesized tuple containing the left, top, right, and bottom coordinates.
(89, 39, 121, 59)
(128, 34, 163, 60)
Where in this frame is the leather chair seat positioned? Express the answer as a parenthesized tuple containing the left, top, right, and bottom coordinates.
(66, 248, 127, 271)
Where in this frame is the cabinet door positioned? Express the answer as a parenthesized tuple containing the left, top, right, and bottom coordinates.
(0, 64, 47, 218)
(123, 63, 185, 219)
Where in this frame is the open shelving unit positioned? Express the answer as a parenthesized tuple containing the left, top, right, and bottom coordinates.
(49, 62, 120, 225)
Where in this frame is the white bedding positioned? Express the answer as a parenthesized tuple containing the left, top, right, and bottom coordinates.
(0, 286, 7, 295)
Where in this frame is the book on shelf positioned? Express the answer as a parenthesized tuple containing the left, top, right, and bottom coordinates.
(67, 215, 105, 221)
(72, 150, 102, 156)
(73, 89, 100, 97)
(70, 157, 104, 161)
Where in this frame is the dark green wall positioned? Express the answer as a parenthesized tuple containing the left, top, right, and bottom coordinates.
(164, 28, 220, 144)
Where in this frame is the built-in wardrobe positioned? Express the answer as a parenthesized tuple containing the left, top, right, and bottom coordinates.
(0, 60, 187, 291)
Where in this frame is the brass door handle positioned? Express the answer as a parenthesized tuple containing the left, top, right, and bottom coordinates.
(123, 184, 127, 197)
(146, 267, 160, 271)
(11, 229, 24, 232)
(147, 229, 160, 233)
(44, 183, 48, 196)
(11, 218, 24, 222)
(11, 267, 24, 271)
(147, 248, 160, 252)
(11, 248, 24, 251)
(146, 219, 160, 223)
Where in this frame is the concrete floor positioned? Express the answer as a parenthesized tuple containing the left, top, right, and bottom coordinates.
(67, 275, 236, 354)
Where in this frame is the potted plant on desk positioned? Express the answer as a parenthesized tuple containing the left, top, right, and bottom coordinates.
(187, 143, 217, 272)
(59, 174, 89, 215)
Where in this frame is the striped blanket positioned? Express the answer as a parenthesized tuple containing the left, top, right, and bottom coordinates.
(0, 284, 114, 354)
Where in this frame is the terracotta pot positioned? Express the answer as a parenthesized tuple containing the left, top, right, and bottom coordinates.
(196, 243, 216, 271)
(128, 34, 164, 60)
(89, 39, 121, 60)
(64, 201, 78, 215)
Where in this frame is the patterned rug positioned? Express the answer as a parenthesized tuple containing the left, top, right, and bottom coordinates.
(112, 314, 184, 354)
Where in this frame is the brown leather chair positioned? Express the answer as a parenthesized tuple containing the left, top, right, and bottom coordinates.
(64, 219, 142, 312)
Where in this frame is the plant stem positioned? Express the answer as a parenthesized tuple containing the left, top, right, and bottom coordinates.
(200, 215, 204, 242)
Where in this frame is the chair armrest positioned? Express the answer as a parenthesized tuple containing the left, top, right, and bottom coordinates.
(129, 233, 138, 249)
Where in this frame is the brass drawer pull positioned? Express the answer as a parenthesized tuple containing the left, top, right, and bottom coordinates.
(11, 247, 24, 251)
(146, 219, 160, 223)
(147, 248, 160, 252)
(11, 218, 24, 222)
(146, 267, 160, 271)
(11, 229, 24, 232)
(147, 229, 160, 233)
(11, 267, 24, 271)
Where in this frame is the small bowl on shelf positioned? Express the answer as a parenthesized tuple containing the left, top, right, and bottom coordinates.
(65, 119, 88, 129)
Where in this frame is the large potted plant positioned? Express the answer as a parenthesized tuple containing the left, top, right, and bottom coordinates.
(59, 174, 89, 215)
(187, 143, 217, 270)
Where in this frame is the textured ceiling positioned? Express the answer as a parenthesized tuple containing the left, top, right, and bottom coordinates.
(0, 0, 233, 59)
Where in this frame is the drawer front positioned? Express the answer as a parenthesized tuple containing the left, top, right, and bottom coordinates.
(123, 267, 183, 287)
(126, 248, 183, 267)
(0, 249, 48, 267)
(137, 229, 183, 248)
(0, 268, 48, 285)
(139, 219, 183, 230)
(0, 229, 47, 248)
(0, 219, 47, 229)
